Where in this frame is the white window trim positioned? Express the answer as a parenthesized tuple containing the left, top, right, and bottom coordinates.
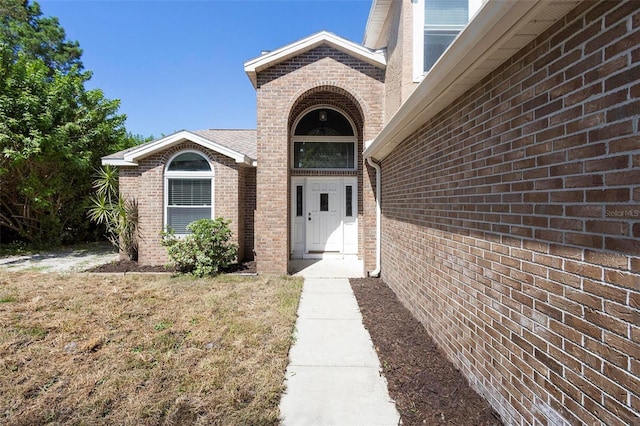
(413, 0, 484, 82)
(291, 136, 358, 172)
(164, 150, 215, 236)
(290, 105, 359, 172)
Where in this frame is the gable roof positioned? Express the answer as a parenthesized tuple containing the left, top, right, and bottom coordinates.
(191, 129, 257, 159)
(244, 30, 386, 88)
(102, 129, 257, 167)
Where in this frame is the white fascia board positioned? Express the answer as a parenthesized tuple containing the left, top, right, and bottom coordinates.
(362, 0, 380, 46)
(122, 130, 251, 166)
(363, 0, 392, 49)
(244, 31, 386, 87)
(364, 0, 576, 161)
(101, 158, 137, 166)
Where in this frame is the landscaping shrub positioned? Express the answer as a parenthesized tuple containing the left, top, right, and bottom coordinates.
(162, 218, 237, 277)
(87, 166, 139, 261)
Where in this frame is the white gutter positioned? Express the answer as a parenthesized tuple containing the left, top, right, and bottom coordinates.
(364, 0, 581, 161)
(367, 156, 381, 277)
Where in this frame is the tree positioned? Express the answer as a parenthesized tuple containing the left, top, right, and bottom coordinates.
(0, 1, 134, 245)
(0, 0, 82, 73)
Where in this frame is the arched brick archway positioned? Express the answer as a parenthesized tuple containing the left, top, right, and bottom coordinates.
(286, 86, 367, 261)
(288, 85, 366, 133)
(252, 45, 385, 275)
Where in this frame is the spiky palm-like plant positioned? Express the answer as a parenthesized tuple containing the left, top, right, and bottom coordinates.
(87, 166, 139, 261)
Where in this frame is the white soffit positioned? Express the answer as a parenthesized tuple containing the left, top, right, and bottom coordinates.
(363, 0, 393, 49)
(364, 0, 582, 161)
(244, 31, 386, 88)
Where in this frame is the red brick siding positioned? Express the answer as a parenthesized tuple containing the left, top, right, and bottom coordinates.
(119, 142, 252, 265)
(380, 2, 640, 425)
(255, 45, 385, 274)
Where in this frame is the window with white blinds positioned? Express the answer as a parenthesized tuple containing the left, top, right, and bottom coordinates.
(168, 179, 211, 206)
(165, 152, 213, 234)
(423, 0, 468, 72)
(414, 0, 482, 80)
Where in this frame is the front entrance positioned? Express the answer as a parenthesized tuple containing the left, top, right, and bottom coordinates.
(291, 177, 357, 258)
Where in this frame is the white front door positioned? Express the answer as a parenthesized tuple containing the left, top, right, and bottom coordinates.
(291, 177, 358, 257)
(306, 179, 342, 252)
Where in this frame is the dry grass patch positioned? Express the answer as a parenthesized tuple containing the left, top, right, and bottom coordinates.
(0, 271, 303, 425)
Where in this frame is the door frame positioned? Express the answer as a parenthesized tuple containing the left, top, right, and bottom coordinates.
(290, 176, 358, 259)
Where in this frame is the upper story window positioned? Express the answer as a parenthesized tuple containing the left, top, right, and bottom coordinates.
(414, 0, 483, 80)
(164, 151, 214, 234)
(292, 108, 357, 170)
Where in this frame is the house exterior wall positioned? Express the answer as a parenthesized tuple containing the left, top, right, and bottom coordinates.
(379, 1, 640, 424)
(242, 166, 256, 260)
(254, 46, 385, 274)
(119, 142, 253, 265)
(382, 0, 417, 121)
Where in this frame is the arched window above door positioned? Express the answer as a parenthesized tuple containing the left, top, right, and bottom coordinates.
(294, 109, 354, 136)
(292, 108, 357, 170)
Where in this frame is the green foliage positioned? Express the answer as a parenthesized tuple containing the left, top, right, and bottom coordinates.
(0, 1, 138, 244)
(0, 0, 82, 73)
(162, 218, 238, 278)
(87, 166, 139, 261)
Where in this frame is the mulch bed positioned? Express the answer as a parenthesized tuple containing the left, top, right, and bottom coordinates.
(86, 262, 501, 423)
(86, 260, 257, 274)
(350, 277, 503, 426)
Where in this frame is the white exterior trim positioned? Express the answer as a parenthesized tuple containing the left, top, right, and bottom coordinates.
(244, 31, 386, 88)
(364, 0, 581, 161)
(413, 0, 486, 82)
(102, 130, 253, 167)
(290, 177, 358, 258)
(363, 0, 394, 49)
(290, 105, 359, 172)
(163, 150, 215, 236)
(412, 0, 425, 83)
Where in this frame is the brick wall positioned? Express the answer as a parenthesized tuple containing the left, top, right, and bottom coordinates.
(255, 45, 385, 274)
(380, 1, 639, 424)
(119, 142, 251, 265)
(242, 166, 256, 260)
(383, 0, 417, 121)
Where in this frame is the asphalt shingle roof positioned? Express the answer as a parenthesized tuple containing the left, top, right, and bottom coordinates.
(192, 129, 257, 159)
(103, 129, 257, 162)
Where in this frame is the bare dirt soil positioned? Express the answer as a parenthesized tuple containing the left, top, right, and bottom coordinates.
(350, 277, 503, 426)
(87, 260, 257, 274)
(0, 242, 118, 272)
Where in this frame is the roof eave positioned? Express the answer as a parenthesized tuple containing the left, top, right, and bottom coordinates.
(236, 155, 255, 167)
(364, 0, 582, 161)
(363, 0, 393, 49)
(105, 130, 253, 166)
(102, 159, 138, 166)
(244, 31, 386, 88)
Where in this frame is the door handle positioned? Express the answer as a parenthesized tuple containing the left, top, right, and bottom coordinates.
(308, 212, 311, 221)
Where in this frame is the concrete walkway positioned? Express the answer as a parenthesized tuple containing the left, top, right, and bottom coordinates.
(280, 260, 400, 425)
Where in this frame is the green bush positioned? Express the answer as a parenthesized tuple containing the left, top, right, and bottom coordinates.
(161, 218, 238, 277)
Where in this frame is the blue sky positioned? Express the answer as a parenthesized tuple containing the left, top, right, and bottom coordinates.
(39, 0, 372, 138)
